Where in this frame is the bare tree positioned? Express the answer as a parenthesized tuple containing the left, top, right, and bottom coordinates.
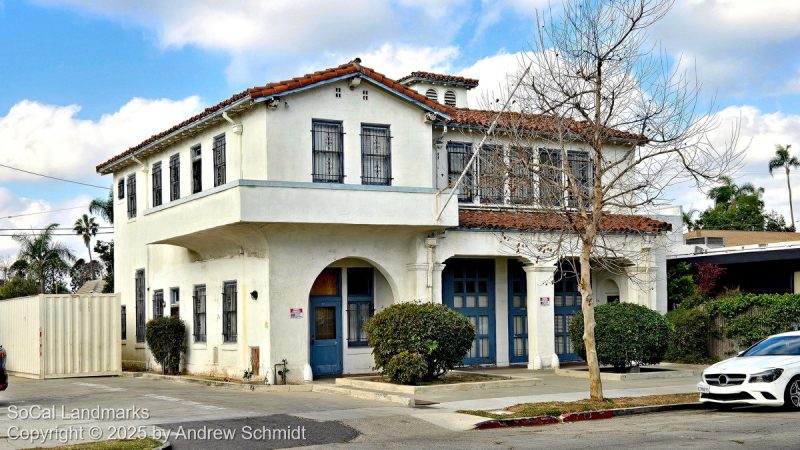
(465, 0, 741, 400)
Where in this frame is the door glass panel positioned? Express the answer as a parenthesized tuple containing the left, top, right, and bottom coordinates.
(453, 279, 463, 293)
(454, 296, 463, 308)
(480, 337, 489, 356)
(554, 315, 565, 333)
(314, 306, 336, 340)
(466, 296, 476, 307)
(477, 280, 488, 293)
(554, 294, 564, 306)
(479, 315, 489, 333)
(311, 269, 339, 296)
(478, 295, 489, 307)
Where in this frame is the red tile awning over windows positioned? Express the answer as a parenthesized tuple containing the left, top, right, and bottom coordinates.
(458, 209, 672, 234)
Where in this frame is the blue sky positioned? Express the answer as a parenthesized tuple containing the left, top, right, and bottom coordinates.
(3, 0, 800, 259)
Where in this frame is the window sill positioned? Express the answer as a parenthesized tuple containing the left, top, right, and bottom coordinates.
(135, 343, 146, 349)
(191, 343, 207, 351)
(220, 342, 238, 351)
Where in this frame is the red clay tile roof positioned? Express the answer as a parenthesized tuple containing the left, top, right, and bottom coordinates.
(96, 59, 451, 173)
(447, 108, 645, 142)
(398, 71, 480, 88)
(458, 209, 671, 234)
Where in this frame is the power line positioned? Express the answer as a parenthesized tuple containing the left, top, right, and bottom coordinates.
(0, 232, 114, 237)
(0, 163, 110, 190)
(1, 205, 88, 220)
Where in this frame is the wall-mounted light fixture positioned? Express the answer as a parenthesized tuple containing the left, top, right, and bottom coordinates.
(250, 290, 258, 301)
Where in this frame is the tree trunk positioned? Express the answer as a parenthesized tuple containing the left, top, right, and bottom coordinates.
(579, 240, 603, 401)
(87, 243, 94, 279)
(787, 166, 795, 230)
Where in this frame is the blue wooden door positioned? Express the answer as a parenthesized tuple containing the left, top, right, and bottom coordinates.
(508, 260, 528, 364)
(310, 296, 342, 376)
(443, 259, 496, 365)
(554, 263, 583, 362)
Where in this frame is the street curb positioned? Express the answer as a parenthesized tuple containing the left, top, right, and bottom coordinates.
(474, 403, 703, 429)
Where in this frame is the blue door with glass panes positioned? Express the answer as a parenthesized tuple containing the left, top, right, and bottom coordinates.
(554, 262, 583, 362)
(508, 260, 528, 364)
(443, 259, 496, 365)
(309, 268, 343, 376)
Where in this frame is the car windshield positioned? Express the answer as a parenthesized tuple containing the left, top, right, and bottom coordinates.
(741, 335, 800, 356)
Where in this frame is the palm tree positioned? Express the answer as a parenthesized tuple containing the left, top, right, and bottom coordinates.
(707, 176, 764, 209)
(89, 191, 114, 225)
(73, 215, 99, 278)
(682, 208, 698, 231)
(768, 144, 800, 230)
(12, 224, 76, 293)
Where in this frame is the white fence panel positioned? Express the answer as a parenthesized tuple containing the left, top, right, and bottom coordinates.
(0, 293, 120, 378)
(0, 295, 41, 377)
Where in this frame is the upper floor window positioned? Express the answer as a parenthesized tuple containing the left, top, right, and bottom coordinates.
(566, 150, 591, 209)
(126, 174, 137, 218)
(447, 141, 475, 202)
(538, 148, 563, 207)
(117, 179, 124, 199)
(509, 146, 535, 205)
(191, 145, 202, 194)
(152, 162, 162, 207)
(222, 281, 238, 343)
(347, 268, 374, 347)
(361, 124, 392, 185)
(425, 88, 438, 102)
(478, 144, 505, 204)
(444, 90, 457, 107)
(311, 120, 344, 183)
(169, 154, 180, 201)
(213, 134, 226, 187)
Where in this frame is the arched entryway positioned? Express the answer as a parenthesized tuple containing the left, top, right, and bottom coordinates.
(308, 258, 394, 377)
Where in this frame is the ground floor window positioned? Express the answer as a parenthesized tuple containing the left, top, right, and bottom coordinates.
(347, 268, 374, 346)
(170, 287, 180, 318)
(223, 281, 238, 343)
(193, 285, 206, 342)
(121, 305, 126, 340)
(153, 289, 164, 319)
(135, 269, 145, 343)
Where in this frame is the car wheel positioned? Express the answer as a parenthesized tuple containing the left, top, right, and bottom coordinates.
(784, 377, 800, 411)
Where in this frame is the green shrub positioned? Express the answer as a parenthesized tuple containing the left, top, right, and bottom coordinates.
(569, 302, 669, 372)
(364, 302, 474, 383)
(384, 351, 428, 385)
(665, 307, 711, 363)
(706, 293, 800, 347)
(145, 317, 187, 375)
(0, 277, 39, 299)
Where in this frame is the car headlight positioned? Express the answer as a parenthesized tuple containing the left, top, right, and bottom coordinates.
(749, 368, 784, 383)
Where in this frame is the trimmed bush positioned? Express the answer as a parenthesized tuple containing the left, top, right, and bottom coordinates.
(665, 307, 711, 363)
(145, 317, 187, 375)
(569, 302, 669, 372)
(364, 302, 474, 383)
(384, 351, 428, 385)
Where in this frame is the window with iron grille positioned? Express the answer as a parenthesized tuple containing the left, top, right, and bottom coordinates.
(213, 134, 226, 187)
(193, 285, 206, 342)
(447, 141, 475, 202)
(117, 179, 124, 199)
(444, 90, 457, 107)
(335, 87, 341, 98)
(347, 268, 374, 347)
(360, 124, 391, 185)
(153, 289, 164, 319)
(538, 149, 563, 207)
(152, 162, 162, 207)
(222, 281, 237, 343)
(191, 145, 202, 194)
(135, 269, 145, 342)
(510, 146, 535, 205)
(478, 144, 505, 203)
(126, 174, 137, 218)
(311, 120, 344, 183)
(362, 90, 368, 100)
(566, 151, 591, 208)
(169, 154, 180, 201)
(121, 305, 126, 340)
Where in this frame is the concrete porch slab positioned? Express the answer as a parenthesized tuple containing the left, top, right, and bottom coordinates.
(334, 372, 541, 395)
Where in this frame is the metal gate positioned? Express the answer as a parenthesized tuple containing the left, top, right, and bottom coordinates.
(443, 259, 496, 365)
(554, 263, 583, 362)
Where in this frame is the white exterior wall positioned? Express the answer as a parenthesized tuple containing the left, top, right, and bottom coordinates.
(0, 294, 120, 379)
(107, 72, 667, 380)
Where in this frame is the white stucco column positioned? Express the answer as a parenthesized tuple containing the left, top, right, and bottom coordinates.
(524, 263, 557, 370)
(625, 266, 657, 309)
(406, 263, 428, 302)
(432, 263, 445, 304)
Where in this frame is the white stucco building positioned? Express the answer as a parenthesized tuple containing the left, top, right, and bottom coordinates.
(96, 59, 672, 381)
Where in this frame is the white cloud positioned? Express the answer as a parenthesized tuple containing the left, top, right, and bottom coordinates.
(34, 0, 470, 83)
(458, 50, 530, 107)
(357, 44, 460, 79)
(0, 189, 98, 260)
(666, 105, 800, 225)
(0, 96, 202, 183)
(651, 0, 800, 96)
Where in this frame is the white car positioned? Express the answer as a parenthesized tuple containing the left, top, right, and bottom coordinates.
(698, 331, 800, 410)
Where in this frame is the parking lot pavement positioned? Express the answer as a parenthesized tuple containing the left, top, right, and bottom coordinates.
(0, 376, 396, 449)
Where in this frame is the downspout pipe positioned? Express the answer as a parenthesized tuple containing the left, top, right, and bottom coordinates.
(222, 111, 244, 179)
